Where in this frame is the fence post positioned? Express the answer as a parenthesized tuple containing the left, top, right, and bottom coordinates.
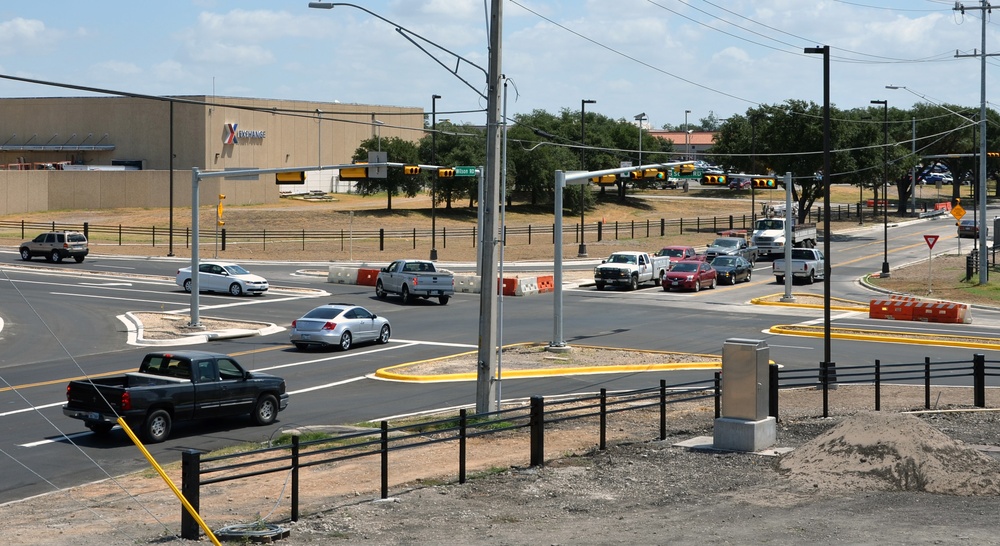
(152, 225, 156, 247)
(769, 363, 779, 418)
(599, 388, 607, 450)
(875, 359, 881, 411)
(443, 226, 447, 248)
(221, 228, 226, 251)
(186, 227, 190, 249)
(118, 224, 122, 246)
(83, 221, 89, 239)
(974, 354, 986, 408)
(302, 229, 306, 251)
(713, 372, 721, 419)
(645, 219, 650, 238)
(473, 226, 476, 248)
(660, 218, 665, 237)
(527, 225, 531, 245)
(728, 214, 734, 230)
(21, 219, 24, 238)
(379, 228, 385, 252)
(459, 409, 467, 484)
(630, 220, 634, 239)
(924, 357, 931, 410)
(263, 228, 266, 251)
(412, 228, 416, 250)
(597, 221, 603, 242)
(659, 379, 667, 441)
(615, 221, 619, 240)
(180, 450, 201, 540)
(529, 395, 545, 467)
(380, 420, 389, 498)
(291, 434, 300, 521)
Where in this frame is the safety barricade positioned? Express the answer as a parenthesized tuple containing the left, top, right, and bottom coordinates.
(501, 277, 518, 296)
(327, 266, 359, 285)
(912, 301, 970, 324)
(356, 268, 380, 287)
(934, 202, 953, 211)
(515, 277, 539, 296)
(868, 298, 915, 321)
(536, 275, 555, 294)
(454, 274, 481, 294)
(889, 294, 921, 302)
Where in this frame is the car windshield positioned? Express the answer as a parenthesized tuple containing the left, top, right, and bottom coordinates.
(224, 264, 251, 275)
(67, 233, 87, 243)
(303, 307, 345, 320)
(755, 220, 783, 230)
(672, 262, 698, 272)
(713, 239, 738, 248)
(658, 248, 684, 258)
(608, 254, 637, 264)
(713, 257, 736, 267)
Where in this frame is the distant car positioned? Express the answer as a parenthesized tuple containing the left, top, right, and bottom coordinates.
(289, 303, 390, 351)
(662, 260, 717, 292)
(19, 231, 89, 263)
(710, 255, 753, 284)
(655, 245, 699, 262)
(176, 261, 269, 296)
(957, 219, 982, 239)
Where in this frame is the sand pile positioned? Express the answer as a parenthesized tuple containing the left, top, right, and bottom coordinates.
(779, 412, 1000, 495)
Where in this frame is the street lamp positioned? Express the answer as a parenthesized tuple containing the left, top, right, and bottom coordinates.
(430, 94, 441, 261)
(634, 112, 646, 167)
(805, 45, 833, 414)
(684, 109, 691, 159)
(870, 99, 890, 278)
(579, 99, 596, 257)
(373, 119, 384, 151)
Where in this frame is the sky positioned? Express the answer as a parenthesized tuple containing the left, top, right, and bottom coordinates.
(0, 0, 996, 130)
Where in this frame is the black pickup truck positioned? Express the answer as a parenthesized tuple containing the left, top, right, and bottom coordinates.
(63, 351, 289, 443)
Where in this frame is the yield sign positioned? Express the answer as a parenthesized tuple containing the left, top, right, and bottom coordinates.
(924, 234, 939, 249)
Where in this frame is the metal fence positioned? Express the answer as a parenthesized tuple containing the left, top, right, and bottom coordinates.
(177, 353, 1000, 539)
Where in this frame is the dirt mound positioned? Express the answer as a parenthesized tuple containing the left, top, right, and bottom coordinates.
(779, 412, 1000, 495)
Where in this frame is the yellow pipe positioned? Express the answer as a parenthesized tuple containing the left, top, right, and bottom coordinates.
(116, 417, 221, 546)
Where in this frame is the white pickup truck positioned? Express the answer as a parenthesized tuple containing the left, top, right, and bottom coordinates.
(752, 217, 818, 259)
(593, 251, 671, 291)
(375, 259, 455, 305)
(772, 248, 825, 284)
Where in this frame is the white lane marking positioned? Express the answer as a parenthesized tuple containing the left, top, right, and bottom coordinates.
(20, 433, 91, 448)
(254, 343, 421, 372)
(79, 282, 134, 286)
(288, 376, 367, 395)
(0, 401, 64, 417)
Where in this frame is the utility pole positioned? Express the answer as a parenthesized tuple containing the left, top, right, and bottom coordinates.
(476, 0, 503, 414)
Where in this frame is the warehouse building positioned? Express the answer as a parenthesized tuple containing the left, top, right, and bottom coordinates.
(0, 96, 424, 215)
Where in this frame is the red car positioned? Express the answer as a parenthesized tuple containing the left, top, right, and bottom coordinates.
(654, 245, 700, 262)
(662, 260, 717, 292)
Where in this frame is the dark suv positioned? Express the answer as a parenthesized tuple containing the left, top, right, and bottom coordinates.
(19, 231, 89, 263)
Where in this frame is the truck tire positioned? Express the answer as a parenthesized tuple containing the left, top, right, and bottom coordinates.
(375, 280, 387, 299)
(658, 270, 667, 286)
(400, 285, 412, 305)
(629, 275, 639, 291)
(87, 422, 113, 435)
(143, 409, 172, 443)
(775, 275, 784, 284)
(252, 394, 279, 426)
(439, 295, 450, 305)
(807, 270, 815, 284)
(595, 282, 605, 291)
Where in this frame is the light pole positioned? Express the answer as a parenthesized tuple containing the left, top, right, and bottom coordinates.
(684, 109, 691, 159)
(578, 99, 596, 257)
(634, 112, 646, 167)
(805, 45, 833, 414)
(430, 94, 441, 261)
(870, 99, 890, 278)
(373, 119, 384, 151)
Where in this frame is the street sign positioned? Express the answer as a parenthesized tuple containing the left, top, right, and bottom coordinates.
(924, 235, 939, 249)
(368, 151, 387, 179)
(455, 166, 477, 177)
(951, 204, 966, 221)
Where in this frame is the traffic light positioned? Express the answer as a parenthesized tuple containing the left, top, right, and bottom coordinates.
(644, 169, 664, 179)
(438, 168, 455, 178)
(589, 174, 617, 185)
(753, 178, 776, 188)
(629, 170, 643, 179)
(275, 171, 305, 184)
(701, 174, 726, 185)
(679, 163, 695, 174)
(217, 194, 225, 226)
(339, 163, 368, 180)
(403, 165, 421, 175)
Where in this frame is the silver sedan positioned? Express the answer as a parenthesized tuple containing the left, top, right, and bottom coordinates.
(290, 304, 391, 351)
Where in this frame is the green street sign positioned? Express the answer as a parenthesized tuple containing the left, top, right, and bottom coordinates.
(455, 166, 477, 177)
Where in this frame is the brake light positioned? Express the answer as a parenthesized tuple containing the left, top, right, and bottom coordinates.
(66, 385, 71, 402)
(121, 392, 132, 411)
(411, 276, 419, 286)
(291, 320, 297, 328)
(322, 321, 337, 330)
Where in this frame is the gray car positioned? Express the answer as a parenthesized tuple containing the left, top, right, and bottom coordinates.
(290, 303, 391, 351)
(19, 231, 89, 263)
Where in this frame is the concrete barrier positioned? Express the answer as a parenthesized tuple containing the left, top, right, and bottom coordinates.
(454, 274, 481, 293)
(357, 268, 380, 287)
(327, 266, 360, 284)
(515, 277, 539, 296)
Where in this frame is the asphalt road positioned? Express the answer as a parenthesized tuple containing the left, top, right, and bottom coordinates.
(2, 211, 1000, 505)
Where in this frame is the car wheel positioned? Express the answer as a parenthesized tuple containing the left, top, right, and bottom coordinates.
(49, 250, 62, 263)
(439, 295, 450, 305)
(252, 394, 279, 426)
(339, 331, 353, 351)
(87, 422, 113, 435)
(807, 271, 815, 284)
(377, 324, 391, 344)
(19, 248, 31, 261)
(375, 280, 387, 299)
(183, 279, 193, 293)
(694, 280, 700, 292)
(629, 276, 639, 291)
(710, 277, 717, 290)
(595, 282, 605, 291)
(74, 256, 85, 263)
(775, 275, 784, 284)
(400, 285, 411, 305)
(662, 285, 670, 292)
(745, 270, 752, 282)
(229, 282, 244, 296)
(143, 409, 172, 444)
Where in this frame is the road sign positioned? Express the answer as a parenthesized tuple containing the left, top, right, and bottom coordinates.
(368, 151, 387, 179)
(924, 235, 939, 249)
(951, 204, 966, 221)
(455, 166, 477, 177)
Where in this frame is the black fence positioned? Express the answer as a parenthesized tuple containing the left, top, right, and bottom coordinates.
(177, 353, 1000, 539)
(1, 204, 864, 253)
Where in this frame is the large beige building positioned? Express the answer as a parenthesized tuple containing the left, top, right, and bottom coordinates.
(0, 96, 425, 214)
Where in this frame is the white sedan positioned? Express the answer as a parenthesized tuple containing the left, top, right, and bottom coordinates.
(176, 261, 269, 296)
